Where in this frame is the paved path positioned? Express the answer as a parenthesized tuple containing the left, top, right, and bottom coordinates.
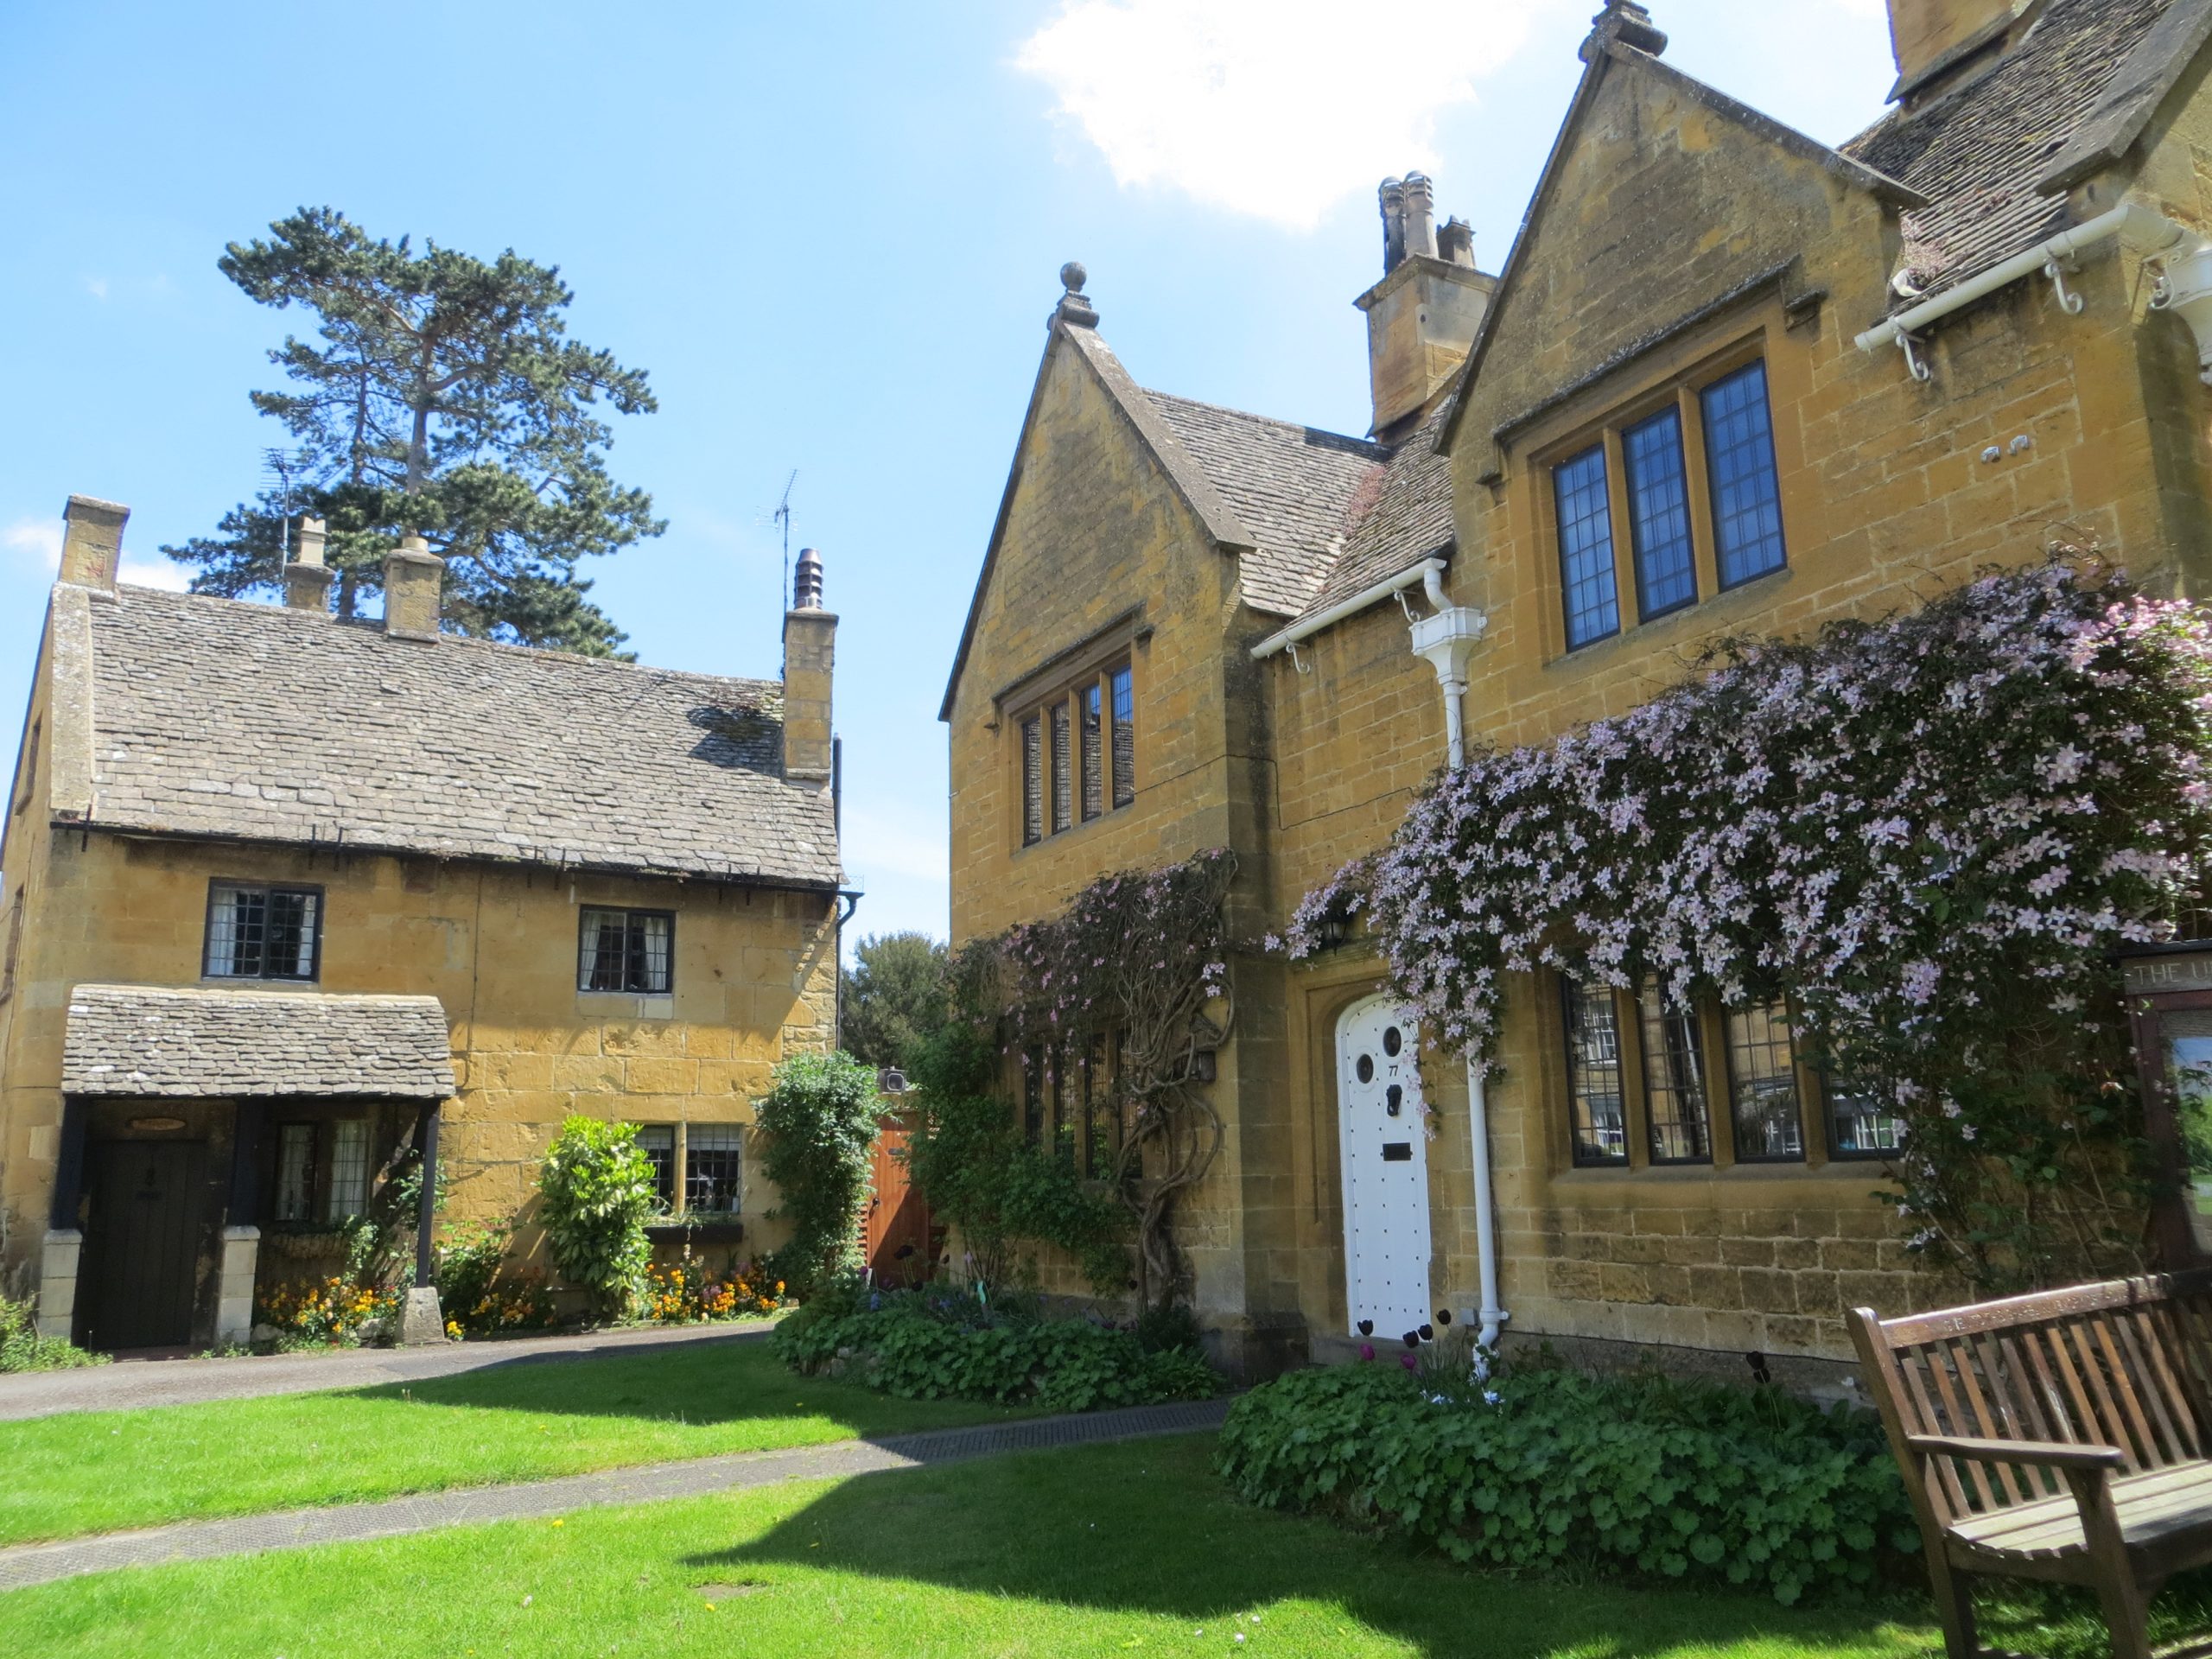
(0, 1321, 773, 1422)
(0, 1396, 1231, 1591)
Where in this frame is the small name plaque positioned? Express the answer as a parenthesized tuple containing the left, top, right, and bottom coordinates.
(2123, 950, 2212, 997)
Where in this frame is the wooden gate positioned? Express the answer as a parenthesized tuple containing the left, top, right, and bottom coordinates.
(863, 1111, 938, 1287)
(79, 1138, 207, 1350)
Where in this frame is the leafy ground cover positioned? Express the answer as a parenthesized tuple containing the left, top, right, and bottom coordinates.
(0, 1332, 1027, 1546)
(772, 1280, 1218, 1409)
(0, 1434, 1981, 1659)
(1217, 1360, 1916, 1605)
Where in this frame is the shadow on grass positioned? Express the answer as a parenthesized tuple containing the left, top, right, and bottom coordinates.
(690, 1434, 1938, 1659)
(328, 1328, 1019, 1435)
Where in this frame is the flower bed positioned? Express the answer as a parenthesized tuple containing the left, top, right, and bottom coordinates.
(641, 1260, 788, 1323)
(1215, 1362, 1916, 1605)
(772, 1282, 1219, 1412)
(254, 1275, 405, 1348)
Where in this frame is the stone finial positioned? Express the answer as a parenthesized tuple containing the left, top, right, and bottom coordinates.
(382, 532, 445, 641)
(285, 515, 334, 613)
(59, 495, 128, 594)
(1402, 174, 1439, 261)
(793, 545, 824, 611)
(1052, 261, 1098, 329)
(1582, 0, 1668, 60)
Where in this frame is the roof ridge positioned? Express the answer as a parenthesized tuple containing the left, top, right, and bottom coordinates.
(111, 582, 783, 695)
(1141, 386, 1389, 454)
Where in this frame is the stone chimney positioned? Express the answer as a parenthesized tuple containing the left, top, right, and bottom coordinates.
(782, 548, 836, 785)
(1886, 0, 2027, 94)
(285, 517, 334, 613)
(382, 534, 444, 641)
(58, 495, 127, 594)
(1356, 175, 1497, 443)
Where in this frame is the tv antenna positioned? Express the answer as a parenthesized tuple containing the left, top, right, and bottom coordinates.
(772, 469, 797, 607)
(261, 446, 310, 567)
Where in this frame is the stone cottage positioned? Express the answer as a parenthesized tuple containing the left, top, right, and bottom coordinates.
(0, 504, 843, 1349)
(943, 0, 2212, 1381)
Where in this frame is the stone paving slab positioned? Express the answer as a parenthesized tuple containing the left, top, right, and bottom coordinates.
(0, 1321, 774, 1422)
(0, 1396, 1231, 1592)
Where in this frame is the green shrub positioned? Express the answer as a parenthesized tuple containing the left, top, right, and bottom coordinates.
(902, 1026, 1131, 1294)
(772, 1283, 1218, 1412)
(1215, 1363, 1917, 1606)
(0, 1294, 107, 1373)
(536, 1116, 659, 1319)
(755, 1051, 888, 1293)
(434, 1220, 511, 1325)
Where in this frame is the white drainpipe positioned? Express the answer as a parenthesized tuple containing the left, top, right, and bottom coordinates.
(1407, 582, 1506, 1357)
(1856, 200, 2202, 381)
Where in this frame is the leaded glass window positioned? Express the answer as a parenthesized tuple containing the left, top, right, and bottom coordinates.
(325, 1119, 371, 1221)
(1021, 715, 1044, 845)
(1726, 997, 1804, 1160)
(1562, 977, 1628, 1165)
(578, 907, 674, 995)
(1080, 682, 1104, 822)
(1623, 407, 1696, 620)
(686, 1124, 743, 1214)
(204, 882, 321, 980)
(1050, 701, 1073, 834)
(1638, 982, 1712, 1163)
(1110, 665, 1135, 808)
(1701, 360, 1787, 588)
(1554, 446, 1618, 649)
(1827, 1077, 1906, 1160)
(637, 1125, 676, 1210)
(274, 1122, 315, 1222)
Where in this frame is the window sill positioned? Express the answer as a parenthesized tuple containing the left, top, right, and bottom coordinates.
(1544, 563, 1794, 674)
(645, 1218, 743, 1244)
(577, 991, 675, 1020)
(1548, 1158, 1885, 1185)
(200, 976, 321, 990)
(1014, 802, 1135, 858)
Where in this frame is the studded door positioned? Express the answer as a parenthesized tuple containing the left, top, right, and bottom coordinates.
(1337, 997, 1433, 1344)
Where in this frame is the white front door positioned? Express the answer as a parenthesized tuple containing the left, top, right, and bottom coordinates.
(1336, 995, 1433, 1344)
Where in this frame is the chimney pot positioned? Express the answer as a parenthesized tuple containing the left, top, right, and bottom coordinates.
(285, 517, 334, 613)
(1378, 178, 1408, 274)
(793, 546, 824, 611)
(1438, 218, 1476, 268)
(59, 494, 128, 594)
(381, 533, 445, 640)
(1402, 173, 1439, 261)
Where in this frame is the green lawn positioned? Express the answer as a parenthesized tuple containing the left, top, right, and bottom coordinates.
(0, 1332, 1026, 1546)
(3, 1435, 1961, 1659)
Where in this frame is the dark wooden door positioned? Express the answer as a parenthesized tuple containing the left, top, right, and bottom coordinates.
(79, 1139, 207, 1350)
(863, 1113, 937, 1287)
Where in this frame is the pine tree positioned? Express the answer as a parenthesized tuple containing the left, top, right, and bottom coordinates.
(839, 932, 951, 1070)
(164, 207, 662, 656)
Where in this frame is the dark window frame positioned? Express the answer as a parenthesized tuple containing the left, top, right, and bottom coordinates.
(636, 1125, 677, 1211)
(1701, 359, 1789, 591)
(1637, 982, 1713, 1166)
(1722, 995, 1807, 1165)
(576, 906, 677, 995)
(1560, 976, 1630, 1167)
(1823, 1074, 1907, 1162)
(1621, 405, 1699, 624)
(1014, 658, 1135, 849)
(202, 880, 325, 983)
(1553, 444, 1620, 652)
(684, 1123, 744, 1215)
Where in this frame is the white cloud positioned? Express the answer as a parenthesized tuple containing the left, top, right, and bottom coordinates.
(118, 557, 191, 592)
(3, 517, 62, 571)
(1016, 0, 1562, 230)
(82, 276, 108, 302)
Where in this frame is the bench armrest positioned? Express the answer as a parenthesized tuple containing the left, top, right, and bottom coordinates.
(1904, 1433, 2127, 1473)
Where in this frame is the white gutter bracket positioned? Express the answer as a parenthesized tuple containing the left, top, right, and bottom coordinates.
(1252, 556, 1448, 661)
(1858, 200, 2198, 381)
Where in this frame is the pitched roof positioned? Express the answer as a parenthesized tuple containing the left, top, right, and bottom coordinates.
(1289, 398, 1458, 622)
(62, 983, 455, 1099)
(59, 584, 839, 887)
(1845, 0, 2181, 303)
(1141, 391, 1389, 618)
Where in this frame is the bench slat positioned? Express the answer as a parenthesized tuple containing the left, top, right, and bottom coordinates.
(1949, 1460, 2212, 1564)
(1881, 1270, 2212, 1347)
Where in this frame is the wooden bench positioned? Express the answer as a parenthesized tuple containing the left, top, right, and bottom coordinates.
(1851, 1272, 2212, 1659)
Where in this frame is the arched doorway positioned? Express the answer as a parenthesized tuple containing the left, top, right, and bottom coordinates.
(1336, 995, 1433, 1344)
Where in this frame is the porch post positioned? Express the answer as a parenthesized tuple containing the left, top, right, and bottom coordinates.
(401, 1101, 445, 1343)
(216, 1103, 265, 1347)
(37, 1098, 89, 1341)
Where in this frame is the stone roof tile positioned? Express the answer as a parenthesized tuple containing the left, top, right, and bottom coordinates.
(62, 983, 455, 1098)
(1141, 391, 1389, 618)
(1845, 0, 2172, 304)
(76, 587, 840, 887)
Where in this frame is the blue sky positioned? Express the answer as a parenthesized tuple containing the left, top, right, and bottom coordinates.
(0, 0, 1899, 951)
